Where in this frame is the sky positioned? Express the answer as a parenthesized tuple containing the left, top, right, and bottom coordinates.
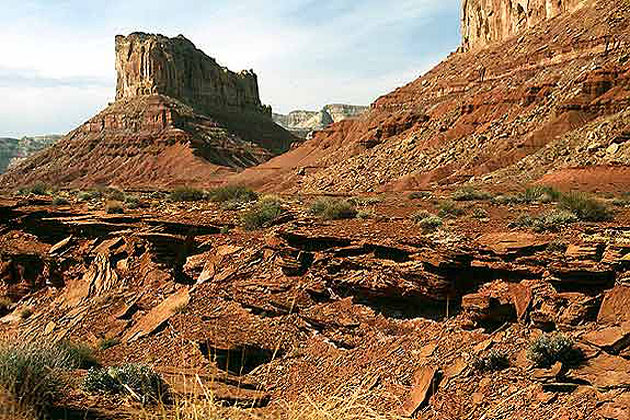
(0, 0, 461, 137)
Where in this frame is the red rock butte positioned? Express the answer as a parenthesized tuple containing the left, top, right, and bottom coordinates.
(0, 32, 296, 190)
(233, 0, 630, 194)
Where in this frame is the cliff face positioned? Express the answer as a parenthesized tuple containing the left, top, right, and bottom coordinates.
(461, 0, 586, 51)
(115, 33, 269, 116)
(273, 104, 368, 138)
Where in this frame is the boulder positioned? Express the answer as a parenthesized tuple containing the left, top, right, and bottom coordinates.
(598, 285, 630, 325)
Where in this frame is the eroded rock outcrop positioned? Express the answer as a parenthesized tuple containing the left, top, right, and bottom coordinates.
(115, 33, 269, 116)
(461, 0, 587, 51)
(273, 104, 368, 138)
(0, 33, 296, 189)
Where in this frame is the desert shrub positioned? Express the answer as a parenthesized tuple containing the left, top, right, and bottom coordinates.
(522, 185, 561, 203)
(207, 185, 257, 203)
(472, 350, 510, 372)
(558, 192, 613, 222)
(105, 188, 126, 201)
(547, 240, 568, 253)
(452, 187, 493, 201)
(78, 190, 103, 202)
(472, 208, 489, 219)
(412, 210, 443, 231)
(124, 195, 142, 209)
(241, 199, 285, 230)
(493, 194, 524, 205)
(220, 226, 231, 234)
(105, 200, 124, 214)
(98, 337, 121, 351)
(82, 364, 167, 404)
(51, 196, 70, 206)
(356, 210, 374, 219)
(408, 191, 433, 200)
(19, 307, 33, 320)
(17, 182, 50, 196)
(512, 210, 577, 232)
(310, 198, 358, 220)
(55, 341, 99, 369)
(527, 333, 583, 368)
(437, 200, 466, 218)
(169, 187, 207, 202)
(0, 341, 78, 414)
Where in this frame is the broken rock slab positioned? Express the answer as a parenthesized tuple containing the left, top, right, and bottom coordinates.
(398, 366, 440, 417)
(598, 285, 630, 325)
(124, 287, 191, 343)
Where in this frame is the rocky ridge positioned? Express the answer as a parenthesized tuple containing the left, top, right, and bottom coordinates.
(273, 104, 368, 139)
(237, 0, 630, 194)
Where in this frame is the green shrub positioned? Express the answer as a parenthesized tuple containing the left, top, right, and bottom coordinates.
(207, 185, 257, 203)
(356, 210, 373, 219)
(452, 187, 493, 201)
(169, 187, 207, 202)
(241, 199, 286, 230)
(523, 186, 561, 203)
(78, 190, 103, 202)
(82, 364, 167, 404)
(98, 337, 120, 351)
(512, 210, 577, 232)
(17, 182, 50, 196)
(437, 200, 466, 218)
(106, 188, 126, 201)
(527, 333, 583, 368)
(493, 194, 523, 205)
(0, 341, 77, 414)
(472, 350, 510, 372)
(124, 195, 142, 209)
(558, 192, 613, 222)
(55, 341, 99, 369)
(310, 198, 358, 220)
(472, 208, 489, 219)
(418, 215, 443, 231)
(51, 196, 70, 206)
(105, 200, 124, 214)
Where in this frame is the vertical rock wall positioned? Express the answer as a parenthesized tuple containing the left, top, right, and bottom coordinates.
(461, 0, 586, 51)
(115, 33, 270, 116)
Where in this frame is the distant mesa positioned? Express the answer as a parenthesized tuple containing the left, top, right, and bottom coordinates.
(273, 104, 369, 139)
(0, 32, 297, 190)
(0, 135, 61, 173)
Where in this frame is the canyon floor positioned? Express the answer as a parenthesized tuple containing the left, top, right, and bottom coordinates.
(1, 186, 630, 419)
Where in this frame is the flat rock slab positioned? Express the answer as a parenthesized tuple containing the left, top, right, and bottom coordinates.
(479, 232, 548, 256)
(598, 285, 630, 325)
(569, 353, 630, 390)
(124, 288, 191, 343)
(398, 366, 439, 417)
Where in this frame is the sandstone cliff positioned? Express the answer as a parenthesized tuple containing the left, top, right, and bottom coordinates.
(273, 104, 368, 138)
(461, 0, 587, 51)
(115, 33, 269, 116)
(0, 33, 296, 190)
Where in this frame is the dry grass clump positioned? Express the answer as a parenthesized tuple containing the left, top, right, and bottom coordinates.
(310, 198, 357, 220)
(137, 382, 402, 420)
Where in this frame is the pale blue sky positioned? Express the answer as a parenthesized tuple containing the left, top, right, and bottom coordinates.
(0, 0, 460, 137)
